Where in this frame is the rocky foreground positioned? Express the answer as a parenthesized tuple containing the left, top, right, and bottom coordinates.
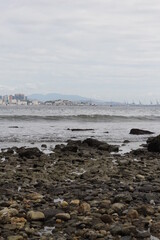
(0, 138, 160, 240)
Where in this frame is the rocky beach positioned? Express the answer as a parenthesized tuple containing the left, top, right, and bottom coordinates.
(1, 135, 160, 240)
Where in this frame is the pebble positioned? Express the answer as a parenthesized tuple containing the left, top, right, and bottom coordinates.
(27, 211, 45, 221)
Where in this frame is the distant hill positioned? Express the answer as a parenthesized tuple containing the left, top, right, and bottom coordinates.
(28, 93, 91, 102)
(28, 93, 122, 105)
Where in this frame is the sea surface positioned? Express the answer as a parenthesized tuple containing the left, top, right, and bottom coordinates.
(0, 105, 159, 152)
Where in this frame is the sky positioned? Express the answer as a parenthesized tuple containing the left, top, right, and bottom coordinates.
(0, 0, 160, 103)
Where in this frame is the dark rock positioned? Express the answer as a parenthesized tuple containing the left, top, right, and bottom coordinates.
(83, 138, 119, 152)
(147, 135, 160, 152)
(101, 214, 113, 224)
(43, 209, 64, 220)
(61, 145, 78, 152)
(130, 128, 154, 135)
(17, 147, 43, 159)
(113, 193, 133, 203)
(69, 128, 94, 131)
(83, 138, 104, 147)
(41, 144, 47, 148)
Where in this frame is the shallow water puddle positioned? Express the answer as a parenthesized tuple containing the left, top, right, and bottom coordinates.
(54, 198, 64, 203)
(151, 236, 159, 240)
(72, 168, 86, 176)
(39, 226, 55, 236)
(1, 157, 6, 162)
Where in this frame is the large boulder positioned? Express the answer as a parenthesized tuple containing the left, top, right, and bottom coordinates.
(83, 138, 104, 147)
(147, 135, 160, 152)
(17, 147, 43, 159)
(83, 138, 119, 152)
(130, 128, 154, 135)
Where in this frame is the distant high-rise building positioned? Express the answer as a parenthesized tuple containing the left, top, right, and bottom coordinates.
(8, 95, 13, 103)
(3, 95, 8, 104)
(15, 94, 25, 101)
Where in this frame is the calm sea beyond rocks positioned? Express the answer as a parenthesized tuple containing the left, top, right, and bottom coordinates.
(1, 137, 160, 240)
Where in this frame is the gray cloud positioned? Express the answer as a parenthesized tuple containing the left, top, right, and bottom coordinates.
(0, 0, 160, 102)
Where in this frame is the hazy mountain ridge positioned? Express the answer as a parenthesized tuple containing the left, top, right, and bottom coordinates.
(28, 93, 122, 105)
(28, 93, 91, 102)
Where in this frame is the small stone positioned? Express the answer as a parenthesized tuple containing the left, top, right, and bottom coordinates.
(10, 217, 27, 229)
(56, 219, 62, 224)
(100, 200, 111, 209)
(61, 201, 68, 208)
(26, 192, 43, 202)
(136, 174, 145, 180)
(0, 208, 19, 224)
(7, 236, 23, 240)
(137, 205, 154, 216)
(27, 211, 45, 221)
(114, 193, 132, 203)
(56, 213, 71, 221)
(121, 224, 137, 235)
(70, 199, 80, 206)
(78, 202, 91, 214)
(127, 209, 139, 219)
(112, 203, 125, 212)
(25, 227, 36, 234)
(99, 230, 107, 236)
(41, 144, 47, 148)
(0, 208, 18, 217)
(150, 221, 160, 236)
(101, 214, 113, 224)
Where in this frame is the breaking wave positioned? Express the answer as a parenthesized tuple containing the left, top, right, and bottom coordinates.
(0, 114, 159, 122)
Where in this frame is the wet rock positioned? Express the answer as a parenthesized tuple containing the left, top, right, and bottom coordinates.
(70, 199, 80, 206)
(18, 147, 43, 158)
(83, 138, 103, 147)
(121, 224, 137, 236)
(147, 135, 160, 152)
(112, 203, 125, 213)
(70, 128, 94, 131)
(41, 144, 47, 148)
(100, 199, 111, 209)
(130, 128, 154, 135)
(137, 205, 154, 216)
(136, 174, 145, 181)
(10, 217, 27, 229)
(0, 208, 18, 224)
(0, 208, 18, 217)
(150, 221, 160, 238)
(110, 223, 122, 235)
(7, 236, 23, 240)
(55, 213, 71, 221)
(60, 201, 69, 208)
(78, 202, 91, 214)
(26, 192, 44, 202)
(127, 209, 139, 219)
(82, 138, 119, 152)
(43, 209, 63, 220)
(99, 143, 119, 152)
(110, 223, 137, 236)
(27, 211, 45, 221)
(101, 214, 113, 224)
(114, 193, 132, 203)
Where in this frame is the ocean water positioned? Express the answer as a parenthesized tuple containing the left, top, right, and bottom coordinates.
(0, 105, 159, 152)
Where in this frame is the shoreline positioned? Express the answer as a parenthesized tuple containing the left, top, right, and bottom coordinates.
(0, 138, 160, 239)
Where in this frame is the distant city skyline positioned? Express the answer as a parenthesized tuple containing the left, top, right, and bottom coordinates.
(0, 1, 160, 103)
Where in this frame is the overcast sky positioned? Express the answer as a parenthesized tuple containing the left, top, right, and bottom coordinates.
(0, 0, 160, 103)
